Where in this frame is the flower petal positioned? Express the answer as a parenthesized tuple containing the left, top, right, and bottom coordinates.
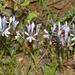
(31, 36, 36, 40)
(44, 29, 49, 34)
(33, 32, 38, 36)
(36, 24, 41, 33)
(0, 16, 2, 31)
(2, 27, 10, 37)
(26, 36, 35, 42)
(25, 31, 29, 36)
(15, 31, 21, 39)
(9, 17, 13, 24)
(27, 24, 31, 33)
(26, 36, 32, 42)
(31, 22, 35, 33)
(71, 37, 75, 41)
(13, 21, 19, 29)
(70, 34, 74, 36)
(2, 16, 8, 31)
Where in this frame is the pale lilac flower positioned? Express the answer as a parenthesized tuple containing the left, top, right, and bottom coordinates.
(36, 24, 41, 33)
(25, 22, 41, 43)
(58, 22, 62, 37)
(34, 24, 41, 36)
(0, 16, 10, 37)
(9, 16, 19, 30)
(43, 29, 49, 39)
(0, 16, 8, 31)
(62, 21, 70, 41)
(58, 21, 70, 45)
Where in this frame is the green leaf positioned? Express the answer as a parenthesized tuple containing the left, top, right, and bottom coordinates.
(27, 11, 38, 21)
(0, 57, 11, 64)
(0, 4, 4, 11)
(22, 0, 30, 7)
(14, 4, 18, 11)
(42, 65, 57, 75)
(13, 67, 20, 75)
(30, 53, 35, 64)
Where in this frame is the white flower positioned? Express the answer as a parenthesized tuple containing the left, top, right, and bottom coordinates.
(25, 22, 41, 43)
(70, 33, 75, 46)
(71, 37, 75, 41)
(70, 33, 74, 36)
(0, 16, 10, 37)
(9, 16, 19, 30)
(62, 21, 70, 41)
(15, 31, 21, 39)
(26, 36, 36, 43)
(43, 29, 49, 39)
(2, 27, 10, 37)
(58, 21, 69, 41)
(57, 21, 70, 45)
